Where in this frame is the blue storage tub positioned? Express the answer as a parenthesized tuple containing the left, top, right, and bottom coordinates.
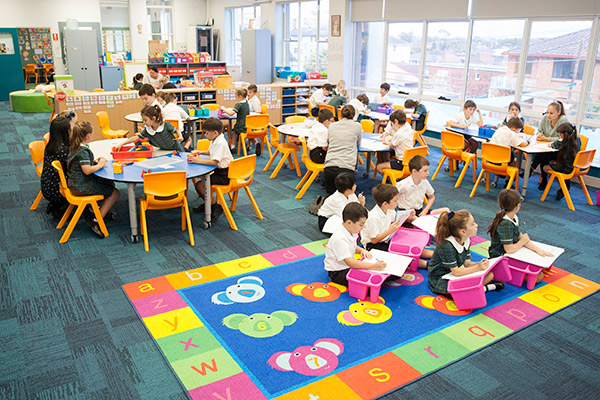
(478, 126, 495, 139)
(282, 88, 295, 96)
(282, 97, 295, 105)
(282, 106, 295, 114)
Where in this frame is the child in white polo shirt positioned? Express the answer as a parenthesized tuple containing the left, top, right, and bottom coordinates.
(397, 155, 450, 268)
(318, 172, 365, 233)
(308, 108, 334, 164)
(361, 184, 400, 251)
(376, 109, 414, 174)
(324, 203, 386, 286)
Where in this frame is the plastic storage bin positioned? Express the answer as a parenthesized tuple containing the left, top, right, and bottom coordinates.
(347, 268, 390, 302)
(282, 88, 295, 96)
(282, 97, 295, 105)
(282, 106, 295, 114)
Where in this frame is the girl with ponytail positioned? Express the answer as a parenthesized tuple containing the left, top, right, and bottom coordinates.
(542, 123, 581, 200)
(428, 210, 504, 296)
(115, 105, 183, 152)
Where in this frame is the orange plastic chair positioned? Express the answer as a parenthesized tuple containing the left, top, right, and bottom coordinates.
(96, 111, 128, 139)
(29, 141, 45, 211)
(393, 105, 405, 110)
(295, 137, 325, 199)
(381, 146, 430, 185)
(540, 149, 596, 211)
(93, 88, 105, 92)
(469, 143, 518, 197)
(190, 139, 210, 191)
(318, 103, 336, 115)
(263, 123, 301, 179)
(260, 104, 269, 115)
(204, 104, 220, 111)
(414, 113, 429, 146)
(523, 125, 535, 135)
(43, 91, 55, 122)
(51, 160, 108, 243)
(360, 119, 375, 133)
(578, 134, 588, 151)
(43, 132, 50, 145)
(140, 171, 194, 251)
(239, 114, 272, 157)
(24, 64, 38, 83)
(165, 119, 181, 140)
(431, 130, 478, 188)
(285, 115, 306, 124)
(211, 155, 263, 231)
(43, 63, 54, 81)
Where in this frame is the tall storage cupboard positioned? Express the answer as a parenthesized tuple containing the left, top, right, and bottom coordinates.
(64, 29, 101, 91)
(241, 29, 272, 85)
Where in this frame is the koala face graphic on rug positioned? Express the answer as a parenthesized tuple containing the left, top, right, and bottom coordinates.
(285, 281, 347, 302)
(222, 311, 298, 338)
(211, 276, 266, 305)
(268, 338, 344, 376)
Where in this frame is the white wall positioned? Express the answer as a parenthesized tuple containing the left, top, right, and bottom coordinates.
(101, 5, 129, 27)
(174, 0, 207, 51)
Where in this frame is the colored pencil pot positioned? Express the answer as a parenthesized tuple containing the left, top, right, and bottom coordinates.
(189, 108, 196, 116)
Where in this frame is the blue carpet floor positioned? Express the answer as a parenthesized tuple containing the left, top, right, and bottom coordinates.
(0, 101, 599, 399)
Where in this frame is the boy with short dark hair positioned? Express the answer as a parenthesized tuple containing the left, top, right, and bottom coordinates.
(310, 83, 334, 116)
(324, 203, 386, 286)
(448, 99, 483, 153)
(361, 184, 400, 251)
(138, 84, 162, 109)
(188, 117, 233, 221)
(348, 94, 370, 120)
(374, 83, 392, 105)
(317, 172, 365, 232)
(247, 84, 261, 113)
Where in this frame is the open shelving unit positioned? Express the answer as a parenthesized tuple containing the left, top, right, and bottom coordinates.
(149, 61, 227, 81)
(273, 82, 326, 120)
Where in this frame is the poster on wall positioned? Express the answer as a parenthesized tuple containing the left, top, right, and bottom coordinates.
(0, 33, 15, 54)
(17, 27, 53, 65)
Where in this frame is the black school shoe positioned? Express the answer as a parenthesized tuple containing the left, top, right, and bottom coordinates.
(556, 189, 565, 201)
(84, 215, 105, 238)
(192, 202, 206, 213)
(211, 203, 223, 222)
(255, 144, 262, 156)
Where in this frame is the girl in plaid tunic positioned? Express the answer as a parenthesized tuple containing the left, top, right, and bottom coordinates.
(428, 210, 504, 296)
(115, 105, 184, 152)
(542, 123, 581, 200)
(68, 121, 120, 237)
(488, 189, 553, 285)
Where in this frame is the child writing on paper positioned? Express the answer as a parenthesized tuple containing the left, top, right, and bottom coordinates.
(308, 108, 334, 164)
(447, 100, 483, 154)
(317, 172, 366, 233)
(220, 87, 250, 151)
(361, 184, 400, 251)
(541, 122, 581, 199)
(375, 109, 413, 174)
(324, 202, 386, 286)
(309, 83, 333, 117)
(163, 92, 192, 150)
(374, 83, 392, 105)
(428, 210, 504, 297)
(404, 99, 428, 132)
(188, 117, 233, 222)
(488, 189, 553, 285)
(67, 121, 120, 238)
(348, 94, 370, 121)
(115, 105, 184, 152)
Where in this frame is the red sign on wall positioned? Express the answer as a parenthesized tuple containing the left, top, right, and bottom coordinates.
(55, 92, 66, 102)
(52, 33, 58, 41)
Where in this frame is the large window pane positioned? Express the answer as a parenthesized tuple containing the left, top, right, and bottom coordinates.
(521, 21, 592, 119)
(386, 22, 422, 94)
(353, 22, 385, 89)
(285, 41, 298, 70)
(423, 22, 469, 99)
(578, 126, 600, 167)
(467, 19, 525, 108)
(318, 42, 328, 72)
(284, 3, 299, 41)
(584, 38, 600, 121)
(318, 0, 329, 39)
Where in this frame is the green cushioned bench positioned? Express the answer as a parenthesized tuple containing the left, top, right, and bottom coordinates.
(9, 90, 53, 113)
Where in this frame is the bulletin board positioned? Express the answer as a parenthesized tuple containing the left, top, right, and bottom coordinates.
(17, 27, 53, 65)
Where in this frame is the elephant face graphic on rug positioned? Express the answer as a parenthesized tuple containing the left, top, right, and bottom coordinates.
(222, 311, 298, 338)
(211, 276, 266, 305)
(268, 338, 344, 376)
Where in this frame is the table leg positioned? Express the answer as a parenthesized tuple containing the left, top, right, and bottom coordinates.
(521, 153, 532, 197)
(132, 121, 138, 135)
(202, 174, 212, 229)
(127, 183, 139, 242)
(190, 120, 197, 145)
(363, 152, 372, 178)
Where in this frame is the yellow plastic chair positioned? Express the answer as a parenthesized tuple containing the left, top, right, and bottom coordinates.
(51, 160, 108, 243)
(165, 119, 181, 140)
(414, 113, 429, 146)
(212, 155, 263, 231)
(263, 124, 301, 179)
(96, 111, 128, 139)
(24, 64, 38, 83)
(261, 104, 269, 115)
(43, 63, 54, 81)
(523, 125, 535, 135)
(381, 146, 430, 185)
(469, 143, 519, 197)
(431, 130, 478, 188)
(204, 104, 220, 111)
(239, 114, 272, 157)
(93, 88, 104, 92)
(196, 139, 210, 151)
(29, 141, 45, 211)
(393, 105, 405, 111)
(578, 134, 588, 151)
(295, 137, 325, 199)
(540, 149, 596, 211)
(43, 132, 50, 145)
(360, 119, 375, 133)
(285, 116, 306, 124)
(140, 171, 194, 252)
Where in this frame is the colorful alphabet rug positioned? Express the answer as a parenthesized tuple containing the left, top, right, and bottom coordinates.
(123, 238, 599, 400)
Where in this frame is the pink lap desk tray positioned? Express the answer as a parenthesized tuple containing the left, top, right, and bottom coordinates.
(443, 257, 512, 310)
(347, 269, 390, 303)
(388, 227, 431, 272)
(505, 259, 548, 290)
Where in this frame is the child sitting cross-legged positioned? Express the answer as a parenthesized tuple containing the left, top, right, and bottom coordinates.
(324, 202, 386, 286)
(317, 172, 365, 233)
(361, 184, 400, 251)
(188, 117, 233, 222)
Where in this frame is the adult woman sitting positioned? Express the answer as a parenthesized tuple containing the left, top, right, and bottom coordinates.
(323, 105, 363, 194)
(531, 100, 569, 190)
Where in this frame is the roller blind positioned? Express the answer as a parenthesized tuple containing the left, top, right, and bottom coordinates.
(384, 0, 468, 21)
(351, 0, 384, 22)
(471, 0, 599, 18)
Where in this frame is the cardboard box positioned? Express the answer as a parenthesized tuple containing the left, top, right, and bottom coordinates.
(149, 40, 169, 54)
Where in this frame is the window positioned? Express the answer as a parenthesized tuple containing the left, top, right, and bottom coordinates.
(422, 22, 469, 100)
(281, 0, 328, 73)
(552, 58, 585, 80)
(353, 22, 385, 89)
(146, 0, 173, 50)
(385, 22, 422, 94)
(225, 6, 261, 66)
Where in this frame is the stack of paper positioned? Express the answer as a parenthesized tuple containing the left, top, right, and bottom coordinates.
(364, 249, 413, 277)
(505, 241, 564, 268)
(411, 214, 440, 236)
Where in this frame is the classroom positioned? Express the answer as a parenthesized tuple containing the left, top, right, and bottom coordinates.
(1, 0, 600, 399)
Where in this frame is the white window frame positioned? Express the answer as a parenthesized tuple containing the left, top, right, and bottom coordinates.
(225, 6, 261, 66)
(146, 2, 174, 51)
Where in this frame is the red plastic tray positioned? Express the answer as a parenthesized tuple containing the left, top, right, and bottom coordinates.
(111, 144, 153, 159)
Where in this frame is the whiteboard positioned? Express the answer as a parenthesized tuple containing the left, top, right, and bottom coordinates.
(123, 62, 148, 88)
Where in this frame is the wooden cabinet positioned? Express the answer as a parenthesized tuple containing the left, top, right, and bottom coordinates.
(273, 82, 325, 120)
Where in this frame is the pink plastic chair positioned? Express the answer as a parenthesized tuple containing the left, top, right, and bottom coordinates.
(347, 269, 390, 302)
(388, 227, 431, 272)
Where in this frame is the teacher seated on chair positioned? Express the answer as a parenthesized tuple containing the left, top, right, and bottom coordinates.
(323, 105, 362, 194)
(143, 67, 163, 88)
